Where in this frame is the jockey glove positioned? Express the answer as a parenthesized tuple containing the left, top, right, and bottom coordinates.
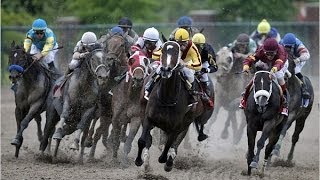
(201, 67, 209, 73)
(80, 52, 90, 59)
(270, 67, 277, 73)
(242, 65, 250, 75)
(32, 53, 43, 61)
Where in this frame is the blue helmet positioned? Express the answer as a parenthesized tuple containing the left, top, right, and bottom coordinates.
(110, 26, 124, 35)
(177, 16, 193, 27)
(282, 33, 296, 46)
(118, 17, 133, 28)
(32, 18, 47, 31)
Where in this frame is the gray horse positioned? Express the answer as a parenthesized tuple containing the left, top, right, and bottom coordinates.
(9, 41, 60, 157)
(50, 48, 109, 162)
(208, 46, 248, 144)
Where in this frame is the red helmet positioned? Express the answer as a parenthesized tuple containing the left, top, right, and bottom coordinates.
(263, 38, 278, 52)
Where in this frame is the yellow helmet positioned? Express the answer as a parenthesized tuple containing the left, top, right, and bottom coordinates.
(257, 19, 271, 34)
(174, 28, 189, 41)
(192, 33, 206, 44)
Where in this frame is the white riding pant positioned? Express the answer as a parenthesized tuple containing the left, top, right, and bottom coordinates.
(30, 43, 58, 64)
(200, 61, 209, 82)
(294, 61, 306, 74)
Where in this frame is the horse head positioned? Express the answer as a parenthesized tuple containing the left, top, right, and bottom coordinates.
(159, 41, 181, 79)
(253, 71, 273, 113)
(215, 46, 234, 77)
(8, 41, 36, 83)
(84, 48, 109, 86)
(127, 51, 150, 89)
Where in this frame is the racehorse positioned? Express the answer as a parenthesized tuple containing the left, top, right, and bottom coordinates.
(106, 51, 151, 166)
(48, 48, 109, 162)
(208, 46, 247, 144)
(244, 70, 286, 176)
(8, 41, 56, 158)
(271, 55, 314, 162)
(86, 34, 128, 160)
(135, 41, 196, 172)
(244, 71, 287, 175)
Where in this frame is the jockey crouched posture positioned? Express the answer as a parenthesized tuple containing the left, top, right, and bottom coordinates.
(280, 33, 311, 100)
(65, 31, 102, 75)
(12, 18, 59, 91)
(239, 38, 289, 116)
(144, 28, 202, 104)
(229, 33, 257, 59)
(24, 18, 59, 72)
(192, 33, 217, 107)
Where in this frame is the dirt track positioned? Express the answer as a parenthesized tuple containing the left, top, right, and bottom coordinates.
(1, 78, 319, 180)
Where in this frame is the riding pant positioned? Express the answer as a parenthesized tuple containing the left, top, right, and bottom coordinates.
(199, 61, 209, 82)
(30, 43, 59, 64)
(294, 61, 306, 74)
(182, 66, 195, 83)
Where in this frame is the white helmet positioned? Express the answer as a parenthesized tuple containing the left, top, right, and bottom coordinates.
(143, 27, 159, 42)
(81, 32, 97, 46)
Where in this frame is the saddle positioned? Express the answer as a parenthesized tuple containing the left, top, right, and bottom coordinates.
(53, 73, 73, 97)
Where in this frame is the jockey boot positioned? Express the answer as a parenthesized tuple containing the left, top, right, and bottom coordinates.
(201, 81, 214, 108)
(144, 73, 160, 100)
(296, 73, 310, 99)
(281, 85, 289, 116)
(239, 79, 253, 109)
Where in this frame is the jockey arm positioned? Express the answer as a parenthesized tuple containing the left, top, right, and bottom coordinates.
(184, 44, 202, 71)
(41, 36, 55, 56)
(205, 44, 218, 72)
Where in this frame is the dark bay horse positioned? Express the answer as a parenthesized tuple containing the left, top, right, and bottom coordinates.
(271, 56, 314, 163)
(208, 46, 248, 144)
(87, 34, 128, 160)
(244, 70, 286, 176)
(8, 41, 56, 157)
(47, 48, 109, 162)
(135, 41, 195, 172)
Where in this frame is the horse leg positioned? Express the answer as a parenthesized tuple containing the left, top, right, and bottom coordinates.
(122, 117, 141, 166)
(272, 117, 291, 157)
(183, 126, 192, 149)
(70, 106, 96, 150)
(11, 107, 23, 158)
(34, 114, 43, 142)
(53, 98, 70, 140)
(84, 117, 98, 148)
(159, 133, 177, 172)
(12, 101, 43, 157)
(250, 120, 274, 170)
(246, 123, 257, 176)
(111, 116, 122, 161)
(135, 118, 152, 166)
(263, 126, 282, 174)
(78, 125, 90, 164)
(221, 112, 230, 139)
(235, 112, 247, 145)
(288, 117, 306, 162)
(206, 106, 220, 134)
(88, 119, 104, 160)
(120, 123, 128, 143)
(143, 128, 153, 172)
(40, 107, 59, 153)
(229, 111, 240, 144)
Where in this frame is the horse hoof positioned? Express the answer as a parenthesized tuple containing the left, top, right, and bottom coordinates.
(135, 158, 143, 167)
(250, 161, 259, 169)
(52, 129, 63, 140)
(83, 139, 93, 148)
(158, 155, 167, 163)
(164, 156, 174, 172)
(164, 164, 173, 172)
(11, 138, 21, 146)
(197, 134, 208, 141)
(271, 149, 280, 157)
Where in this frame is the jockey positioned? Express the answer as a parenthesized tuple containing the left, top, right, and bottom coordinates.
(169, 16, 200, 40)
(229, 33, 257, 59)
(144, 28, 202, 102)
(98, 26, 124, 49)
(192, 33, 217, 107)
(250, 19, 281, 47)
(23, 18, 59, 72)
(280, 33, 311, 99)
(118, 17, 139, 52)
(131, 27, 163, 59)
(65, 31, 101, 75)
(239, 38, 289, 116)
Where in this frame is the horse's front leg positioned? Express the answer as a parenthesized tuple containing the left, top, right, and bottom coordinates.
(53, 97, 71, 140)
(70, 106, 96, 150)
(34, 114, 43, 142)
(246, 123, 257, 176)
(158, 132, 177, 164)
(135, 118, 152, 166)
(11, 100, 43, 157)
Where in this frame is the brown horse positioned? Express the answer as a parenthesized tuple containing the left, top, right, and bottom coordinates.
(87, 34, 128, 160)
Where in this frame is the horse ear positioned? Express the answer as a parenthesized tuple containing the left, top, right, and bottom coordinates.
(128, 57, 135, 66)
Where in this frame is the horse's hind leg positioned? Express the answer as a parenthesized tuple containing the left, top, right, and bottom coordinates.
(78, 125, 90, 163)
(288, 117, 307, 162)
(35, 114, 43, 142)
(123, 117, 141, 165)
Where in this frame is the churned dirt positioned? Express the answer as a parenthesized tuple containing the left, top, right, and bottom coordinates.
(1, 77, 319, 180)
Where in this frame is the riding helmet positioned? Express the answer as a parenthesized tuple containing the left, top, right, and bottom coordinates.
(118, 17, 133, 28)
(177, 16, 193, 27)
(143, 27, 159, 42)
(81, 32, 97, 46)
(32, 18, 47, 31)
(257, 19, 271, 34)
(175, 28, 190, 42)
(282, 33, 296, 46)
(192, 33, 206, 44)
(263, 38, 278, 52)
